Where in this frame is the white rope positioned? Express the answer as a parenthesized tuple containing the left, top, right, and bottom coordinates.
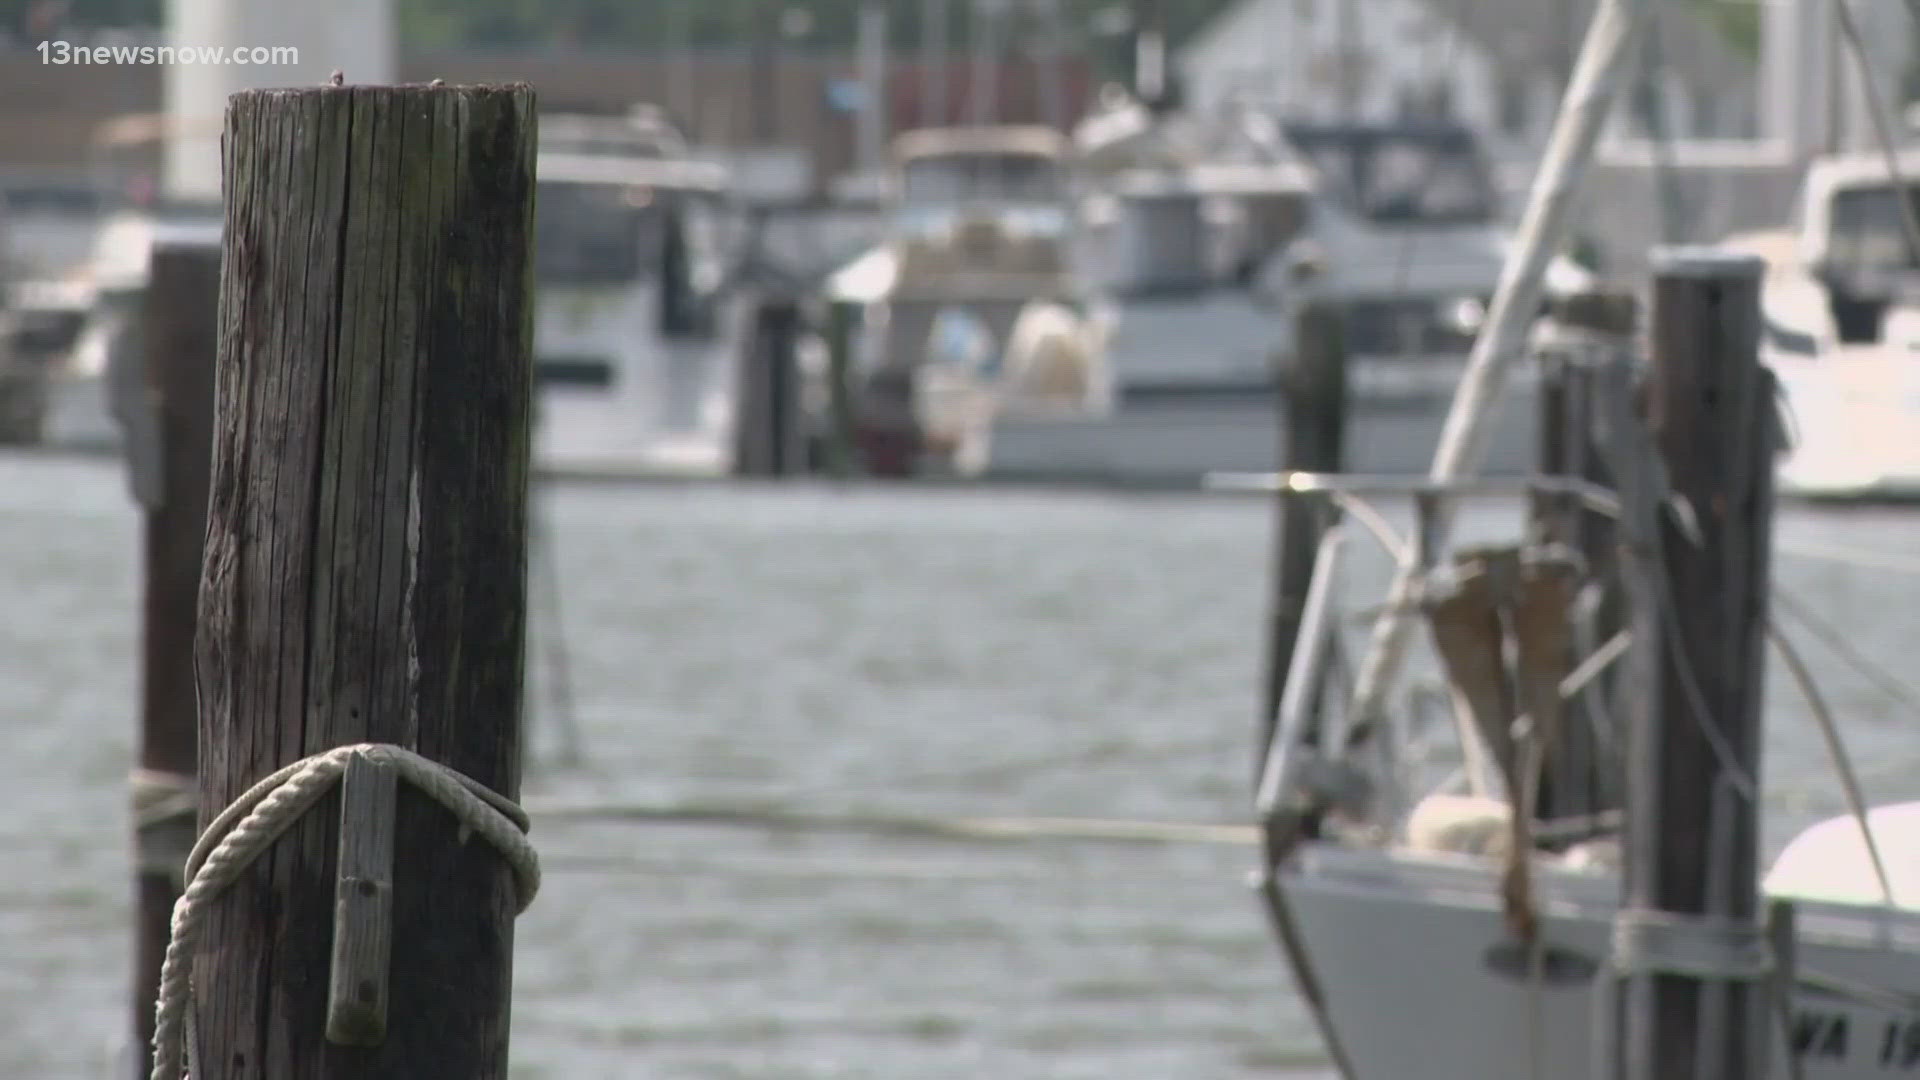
(150, 743, 539, 1080)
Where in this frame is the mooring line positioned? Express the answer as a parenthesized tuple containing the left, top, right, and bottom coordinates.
(525, 799, 1260, 847)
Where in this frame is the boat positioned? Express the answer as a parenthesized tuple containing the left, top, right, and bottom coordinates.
(4, 106, 751, 479)
(1232, 365, 1920, 1080)
(1233, 0, 1920, 1075)
(821, 124, 1114, 477)
(6, 208, 220, 453)
(982, 103, 1594, 484)
(1723, 147, 1920, 499)
(528, 105, 748, 478)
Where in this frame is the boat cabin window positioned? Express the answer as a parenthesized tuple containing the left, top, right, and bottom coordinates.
(535, 180, 665, 286)
(1282, 125, 1496, 226)
(6, 307, 87, 361)
(1826, 183, 1920, 271)
(1819, 182, 1920, 342)
(657, 192, 730, 338)
(1094, 192, 1239, 298)
(899, 152, 1066, 207)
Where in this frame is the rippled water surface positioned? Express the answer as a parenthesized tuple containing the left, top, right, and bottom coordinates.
(5, 455, 1918, 1078)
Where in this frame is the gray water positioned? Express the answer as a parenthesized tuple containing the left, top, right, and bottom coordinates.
(4, 455, 1919, 1079)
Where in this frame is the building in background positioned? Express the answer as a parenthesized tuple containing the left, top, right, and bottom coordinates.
(1176, 0, 1758, 177)
(0, 44, 1094, 206)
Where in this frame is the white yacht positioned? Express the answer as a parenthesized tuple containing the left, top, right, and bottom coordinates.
(823, 124, 1114, 476)
(1725, 147, 1920, 498)
(982, 112, 1592, 483)
(528, 107, 746, 477)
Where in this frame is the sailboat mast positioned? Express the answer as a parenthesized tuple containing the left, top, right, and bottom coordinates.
(1337, 0, 1654, 791)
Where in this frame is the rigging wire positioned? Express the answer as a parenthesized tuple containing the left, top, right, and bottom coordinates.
(1771, 584, 1920, 719)
(1768, 620, 1897, 905)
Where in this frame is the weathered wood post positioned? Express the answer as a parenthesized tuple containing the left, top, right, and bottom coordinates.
(1529, 289, 1637, 823)
(187, 82, 536, 1079)
(732, 293, 803, 477)
(1617, 247, 1777, 1080)
(1257, 300, 1347, 785)
(822, 298, 863, 478)
(128, 239, 220, 1078)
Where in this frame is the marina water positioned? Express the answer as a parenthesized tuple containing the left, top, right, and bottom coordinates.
(4, 454, 1917, 1078)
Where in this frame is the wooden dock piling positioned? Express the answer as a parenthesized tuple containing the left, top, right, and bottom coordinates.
(128, 240, 220, 1078)
(1530, 289, 1637, 824)
(1258, 300, 1348, 786)
(732, 294, 804, 477)
(1618, 248, 1776, 1080)
(189, 82, 536, 1079)
(822, 298, 863, 478)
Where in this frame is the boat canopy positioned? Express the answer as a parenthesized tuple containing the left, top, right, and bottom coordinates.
(538, 152, 728, 194)
(891, 126, 1069, 164)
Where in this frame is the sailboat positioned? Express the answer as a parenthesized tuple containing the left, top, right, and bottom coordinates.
(1224, 0, 1920, 1076)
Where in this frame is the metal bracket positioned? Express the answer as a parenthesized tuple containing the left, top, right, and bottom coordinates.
(326, 750, 398, 1046)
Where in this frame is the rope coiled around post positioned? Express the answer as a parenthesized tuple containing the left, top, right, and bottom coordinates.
(150, 743, 540, 1080)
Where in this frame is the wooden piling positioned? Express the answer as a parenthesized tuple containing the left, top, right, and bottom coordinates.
(192, 82, 536, 1079)
(822, 298, 862, 478)
(1258, 301, 1348, 785)
(1623, 248, 1775, 1080)
(1530, 289, 1637, 824)
(130, 240, 220, 1078)
(733, 295, 803, 477)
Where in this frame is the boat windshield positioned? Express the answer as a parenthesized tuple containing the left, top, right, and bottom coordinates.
(1827, 182, 1920, 270)
(534, 180, 665, 286)
(1282, 125, 1496, 226)
(900, 152, 1066, 208)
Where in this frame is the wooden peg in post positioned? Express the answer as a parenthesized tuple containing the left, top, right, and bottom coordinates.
(327, 750, 398, 1046)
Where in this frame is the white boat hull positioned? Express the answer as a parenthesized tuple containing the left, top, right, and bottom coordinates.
(1772, 351, 1920, 499)
(984, 359, 1543, 483)
(1280, 843, 1920, 1079)
(32, 348, 740, 481)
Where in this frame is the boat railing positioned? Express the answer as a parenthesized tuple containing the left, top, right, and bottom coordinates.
(1228, 295, 1654, 857)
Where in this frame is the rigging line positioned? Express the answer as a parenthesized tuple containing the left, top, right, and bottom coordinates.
(1647, 515, 1760, 802)
(1772, 584, 1920, 719)
(1832, 0, 1920, 267)
(1327, 489, 1411, 565)
(1768, 619, 1897, 905)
